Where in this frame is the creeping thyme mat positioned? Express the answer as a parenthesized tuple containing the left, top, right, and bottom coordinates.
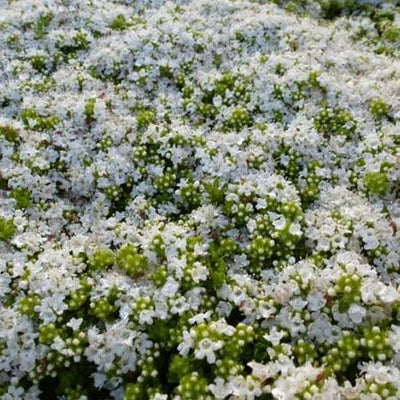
(1, 0, 400, 399)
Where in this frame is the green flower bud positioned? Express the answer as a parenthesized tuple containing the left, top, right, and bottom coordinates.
(116, 243, 148, 278)
(89, 248, 115, 271)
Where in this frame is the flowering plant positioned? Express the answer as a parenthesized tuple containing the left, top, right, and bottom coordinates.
(1, 0, 400, 399)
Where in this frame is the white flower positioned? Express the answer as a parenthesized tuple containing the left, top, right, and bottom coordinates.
(229, 286, 247, 305)
(92, 372, 107, 389)
(270, 213, 286, 230)
(229, 375, 262, 399)
(189, 311, 212, 324)
(177, 331, 194, 356)
(209, 378, 231, 399)
(138, 309, 155, 325)
(160, 277, 179, 297)
(289, 222, 302, 236)
(190, 262, 208, 282)
(51, 336, 66, 352)
(307, 292, 326, 311)
(194, 338, 224, 364)
(348, 304, 366, 324)
(66, 318, 83, 331)
(379, 285, 399, 303)
(150, 395, 168, 400)
(264, 327, 287, 347)
(389, 326, 400, 360)
(170, 296, 190, 315)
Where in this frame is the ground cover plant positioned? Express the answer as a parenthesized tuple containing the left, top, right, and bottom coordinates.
(0, 0, 400, 398)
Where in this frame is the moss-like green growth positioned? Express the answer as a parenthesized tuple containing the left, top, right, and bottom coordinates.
(136, 108, 156, 130)
(124, 383, 144, 400)
(0, 125, 19, 143)
(19, 294, 40, 317)
(0, 217, 16, 241)
(84, 98, 96, 123)
(175, 372, 209, 399)
(21, 108, 59, 131)
(10, 188, 32, 209)
(223, 107, 252, 131)
(322, 331, 361, 375)
(56, 30, 89, 58)
(110, 14, 128, 31)
(22, 77, 56, 93)
(360, 326, 393, 361)
(29, 55, 47, 72)
(34, 12, 53, 39)
(39, 323, 60, 345)
(320, 0, 356, 20)
(89, 297, 116, 321)
(116, 243, 148, 277)
(293, 339, 317, 365)
(369, 98, 390, 119)
(363, 171, 389, 196)
(89, 248, 115, 271)
(331, 272, 362, 313)
(314, 107, 356, 139)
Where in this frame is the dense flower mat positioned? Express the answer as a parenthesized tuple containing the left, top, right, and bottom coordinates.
(1, 0, 400, 398)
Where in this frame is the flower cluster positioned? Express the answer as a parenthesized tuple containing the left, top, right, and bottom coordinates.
(0, 0, 400, 399)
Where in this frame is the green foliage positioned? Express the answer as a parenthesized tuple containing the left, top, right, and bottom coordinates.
(168, 355, 194, 383)
(320, 0, 356, 20)
(22, 77, 57, 93)
(21, 108, 59, 131)
(322, 331, 361, 375)
(10, 187, 32, 209)
(330, 272, 361, 313)
(39, 323, 60, 345)
(369, 98, 390, 119)
(360, 326, 393, 361)
(153, 172, 176, 194)
(34, 13, 53, 39)
(177, 181, 201, 210)
(363, 171, 389, 196)
(56, 30, 89, 59)
(124, 383, 144, 400)
(150, 235, 166, 259)
(116, 243, 148, 277)
(209, 258, 227, 290)
(68, 280, 92, 310)
(223, 107, 252, 131)
(248, 236, 274, 272)
(175, 372, 209, 399)
(110, 14, 128, 31)
(84, 98, 96, 123)
(0, 217, 16, 241)
(0, 125, 19, 143)
(150, 266, 168, 288)
(363, 380, 397, 398)
(29, 55, 47, 72)
(19, 294, 40, 317)
(204, 178, 226, 205)
(89, 297, 116, 321)
(137, 108, 156, 130)
(314, 107, 356, 139)
(89, 248, 115, 271)
(293, 339, 317, 365)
